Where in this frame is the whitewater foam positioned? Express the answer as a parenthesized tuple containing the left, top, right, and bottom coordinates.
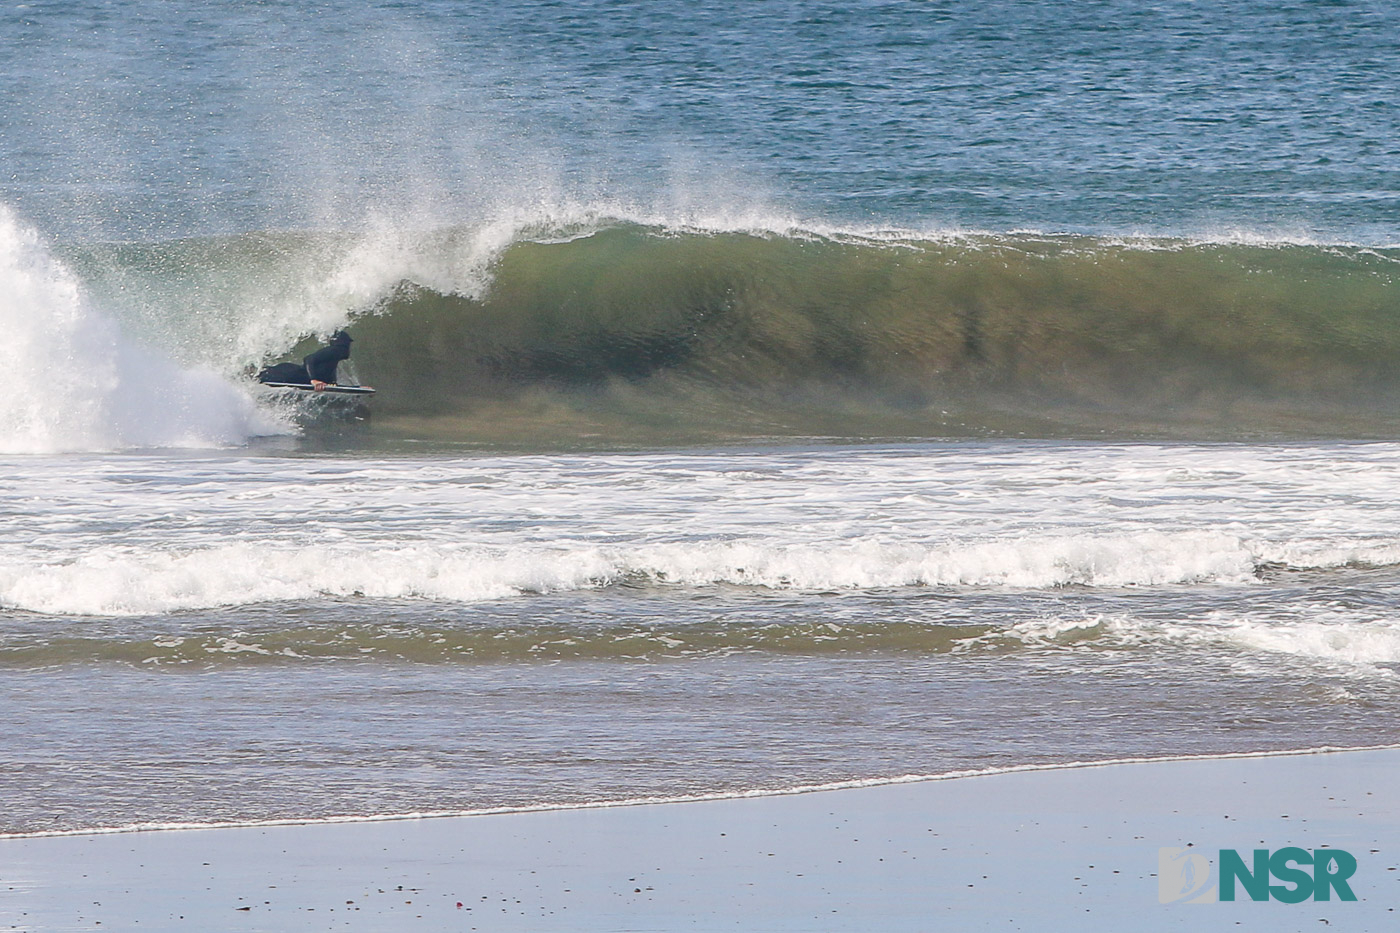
(984, 605, 1400, 678)
(0, 531, 1306, 616)
(0, 206, 285, 453)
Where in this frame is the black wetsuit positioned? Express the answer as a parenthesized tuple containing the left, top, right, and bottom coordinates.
(304, 342, 351, 384)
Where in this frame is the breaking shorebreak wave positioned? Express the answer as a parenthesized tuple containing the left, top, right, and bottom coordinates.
(62, 212, 1400, 444)
(1, 530, 1398, 618)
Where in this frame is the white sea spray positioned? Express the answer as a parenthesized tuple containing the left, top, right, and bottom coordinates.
(0, 206, 287, 453)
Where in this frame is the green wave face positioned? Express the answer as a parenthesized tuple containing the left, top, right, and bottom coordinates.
(73, 225, 1400, 443)
(341, 228, 1400, 442)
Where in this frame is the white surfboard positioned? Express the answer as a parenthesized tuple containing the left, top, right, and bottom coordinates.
(259, 382, 377, 396)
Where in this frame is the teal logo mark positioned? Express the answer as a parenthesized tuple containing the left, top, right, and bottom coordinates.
(1159, 847, 1357, 904)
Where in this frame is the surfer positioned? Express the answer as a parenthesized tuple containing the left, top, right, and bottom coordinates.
(257, 330, 354, 390)
(304, 330, 353, 390)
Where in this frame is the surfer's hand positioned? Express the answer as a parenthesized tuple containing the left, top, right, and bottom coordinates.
(311, 380, 329, 391)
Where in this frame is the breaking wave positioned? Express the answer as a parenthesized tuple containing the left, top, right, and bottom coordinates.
(51, 207, 1400, 442)
(5, 530, 1400, 618)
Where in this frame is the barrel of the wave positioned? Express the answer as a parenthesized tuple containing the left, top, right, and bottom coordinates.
(255, 329, 375, 424)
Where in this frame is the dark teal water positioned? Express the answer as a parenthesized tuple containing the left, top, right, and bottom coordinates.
(3, 0, 1399, 241)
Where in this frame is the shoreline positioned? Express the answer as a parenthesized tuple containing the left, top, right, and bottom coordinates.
(5, 746, 1396, 931)
(3, 742, 1396, 842)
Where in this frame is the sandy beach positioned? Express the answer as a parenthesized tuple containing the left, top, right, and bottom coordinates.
(4, 748, 1395, 932)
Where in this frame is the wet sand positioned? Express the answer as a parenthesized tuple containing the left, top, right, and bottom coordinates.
(3, 748, 1397, 932)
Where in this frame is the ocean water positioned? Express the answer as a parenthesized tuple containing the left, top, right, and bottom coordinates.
(4, 0, 1400, 836)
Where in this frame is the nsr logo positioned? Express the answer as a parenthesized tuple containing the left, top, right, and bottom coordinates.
(1159, 847, 1358, 904)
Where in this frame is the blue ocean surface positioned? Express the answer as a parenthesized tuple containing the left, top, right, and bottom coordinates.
(2, 0, 1400, 837)
(4, 0, 1400, 240)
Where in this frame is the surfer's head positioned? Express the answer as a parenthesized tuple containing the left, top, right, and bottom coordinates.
(330, 330, 352, 345)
